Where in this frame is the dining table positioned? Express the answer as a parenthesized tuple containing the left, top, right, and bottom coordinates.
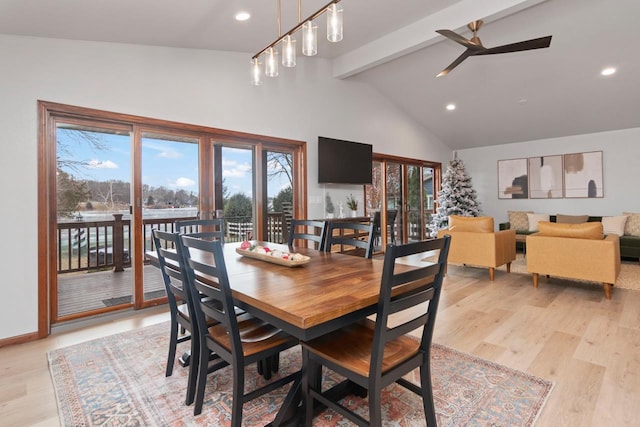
(145, 240, 416, 426)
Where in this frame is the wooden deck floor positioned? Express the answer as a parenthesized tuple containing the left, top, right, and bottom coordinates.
(57, 264, 166, 317)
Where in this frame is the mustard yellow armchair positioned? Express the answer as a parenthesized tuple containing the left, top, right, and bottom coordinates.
(526, 222, 620, 299)
(437, 216, 516, 281)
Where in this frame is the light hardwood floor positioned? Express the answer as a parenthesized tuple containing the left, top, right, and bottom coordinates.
(1, 265, 639, 426)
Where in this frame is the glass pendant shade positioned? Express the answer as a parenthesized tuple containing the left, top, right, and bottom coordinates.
(282, 35, 296, 67)
(302, 21, 317, 56)
(250, 58, 262, 86)
(265, 47, 279, 77)
(327, 3, 343, 42)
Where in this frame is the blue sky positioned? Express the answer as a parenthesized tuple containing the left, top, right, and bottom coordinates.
(57, 128, 288, 197)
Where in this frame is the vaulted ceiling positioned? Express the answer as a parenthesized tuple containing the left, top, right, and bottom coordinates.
(1, 0, 638, 149)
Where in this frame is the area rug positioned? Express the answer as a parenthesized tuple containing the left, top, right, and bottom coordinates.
(48, 322, 553, 426)
(497, 253, 640, 291)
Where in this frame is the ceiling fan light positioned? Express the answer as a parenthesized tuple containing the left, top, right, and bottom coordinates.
(265, 47, 279, 77)
(282, 35, 296, 67)
(302, 21, 317, 56)
(446, 104, 456, 111)
(327, 3, 343, 43)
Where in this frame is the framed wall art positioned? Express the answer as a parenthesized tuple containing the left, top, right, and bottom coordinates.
(528, 155, 563, 199)
(498, 158, 528, 199)
(563, 151, 603, 198)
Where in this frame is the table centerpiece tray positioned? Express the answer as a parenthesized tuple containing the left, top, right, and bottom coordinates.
(235, 248, 310, 267)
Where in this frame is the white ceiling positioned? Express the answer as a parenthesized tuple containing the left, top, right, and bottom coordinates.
(1, 0, 638, 149)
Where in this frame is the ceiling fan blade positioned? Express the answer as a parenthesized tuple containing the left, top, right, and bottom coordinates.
(436, 50, 472, 77)
(436, 29, 484, 51)
(476, 35, 552, 55)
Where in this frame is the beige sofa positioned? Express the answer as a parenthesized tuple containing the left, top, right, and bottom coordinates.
(526, 222, 621, 299)
(438, 215, 516, 281)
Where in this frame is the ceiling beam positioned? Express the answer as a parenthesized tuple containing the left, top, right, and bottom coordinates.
(332, 0, 550, 79)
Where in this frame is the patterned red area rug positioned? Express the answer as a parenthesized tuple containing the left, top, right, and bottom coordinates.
(48, 322, 553, 426)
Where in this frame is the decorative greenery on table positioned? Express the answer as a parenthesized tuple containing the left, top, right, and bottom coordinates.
(346, 194, 358, 211)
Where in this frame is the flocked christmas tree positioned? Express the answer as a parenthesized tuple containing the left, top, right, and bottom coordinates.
(429, 155, 481, 236)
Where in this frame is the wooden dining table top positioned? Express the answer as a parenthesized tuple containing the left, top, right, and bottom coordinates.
(146, 241, 389, 340)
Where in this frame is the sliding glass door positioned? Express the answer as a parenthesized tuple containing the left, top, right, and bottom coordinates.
(40, 101, 307, 331)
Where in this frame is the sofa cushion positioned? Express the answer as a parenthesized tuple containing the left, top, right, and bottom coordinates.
(527, 213, 550, 232)
(508, 210, 532, 231)
(602, 215, 629, 236)
(537, 221, 604, 240)
(448, 215, 494, 232)
(556, 214, 589, 224)
(623, 212, 640, 237)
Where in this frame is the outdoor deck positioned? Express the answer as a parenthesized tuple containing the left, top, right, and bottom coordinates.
(57, 264, 166, 317)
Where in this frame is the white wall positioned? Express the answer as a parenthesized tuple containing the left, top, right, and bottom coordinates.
(0, 34, 451, 340)
(458, 127, 640, 225)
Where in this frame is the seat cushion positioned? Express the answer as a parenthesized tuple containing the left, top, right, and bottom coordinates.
(537, 221, 604, 240)
(448, 215, 494, 232)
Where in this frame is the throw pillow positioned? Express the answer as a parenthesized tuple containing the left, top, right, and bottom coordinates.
(601, 215, 629, 236)
(508, 210, 532, 231)
(538, 222, 604, 240)
(527, 213, 550, 232)
(448, 215, 494, 232)
(556, 214, 589, 224)
(623, 212, 640, 236)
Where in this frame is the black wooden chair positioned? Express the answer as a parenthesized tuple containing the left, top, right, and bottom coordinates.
(180, 234, 300, 421)
(175, 218, 225, 243)
(151, 229, 202, 406)
(325, 221, 375, 258)
(372, 210, 398, 246)
(288, 219, 327, 251)
(302, 235, 451, 426)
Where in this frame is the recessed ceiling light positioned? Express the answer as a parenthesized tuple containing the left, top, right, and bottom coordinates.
(235, 11, 251, 21)
(601, 67, 616, 76)
(446, 104, 456, 111)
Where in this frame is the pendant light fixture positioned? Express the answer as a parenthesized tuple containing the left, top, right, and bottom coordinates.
(250, 0, 344, 85)
(250, 58, 262, 85)
(326, 3, 343, 42)
(302, 20, 317, 56)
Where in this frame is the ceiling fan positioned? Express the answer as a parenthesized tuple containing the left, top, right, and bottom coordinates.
(435, 20, 552, 77)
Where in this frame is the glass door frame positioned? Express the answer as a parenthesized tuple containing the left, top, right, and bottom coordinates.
(365, 153, 441, 252)
(38, 101, 308, 336)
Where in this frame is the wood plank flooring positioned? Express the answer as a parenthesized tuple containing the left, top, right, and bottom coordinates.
(1, 264, 639, 426)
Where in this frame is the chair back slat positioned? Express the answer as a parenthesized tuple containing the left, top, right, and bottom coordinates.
(152, 229, 190, 305)
(180, 234, 242, 361)
(176, 219, 225, 243)
(370, 235, 451, 377)
(326, 221, 375, 258)
(288, 219, 327, 251)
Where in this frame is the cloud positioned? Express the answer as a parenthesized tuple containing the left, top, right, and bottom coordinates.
(223, 160, 252, 178)
(87, 159, 118, 169)
(142, 141, 183, 159)
(172, 177, 196, 188)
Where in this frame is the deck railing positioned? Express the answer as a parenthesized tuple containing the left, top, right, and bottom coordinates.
(57, 212, 289, 274)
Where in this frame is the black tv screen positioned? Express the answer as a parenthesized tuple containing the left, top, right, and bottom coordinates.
(318, 137, 373, 184)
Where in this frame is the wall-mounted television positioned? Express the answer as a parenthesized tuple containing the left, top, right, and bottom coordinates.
(318, 137, 373, 184)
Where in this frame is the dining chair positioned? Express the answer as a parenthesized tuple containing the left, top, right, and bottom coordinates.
(180, 234, 300, 421)
(151, 229, 203, 406)
(175, 218, 225, 243)
(325, 221, 375, 258)
(302, 235, 451, 426)
(288, 219, 327, 251)
(372, 210, 398, 247)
